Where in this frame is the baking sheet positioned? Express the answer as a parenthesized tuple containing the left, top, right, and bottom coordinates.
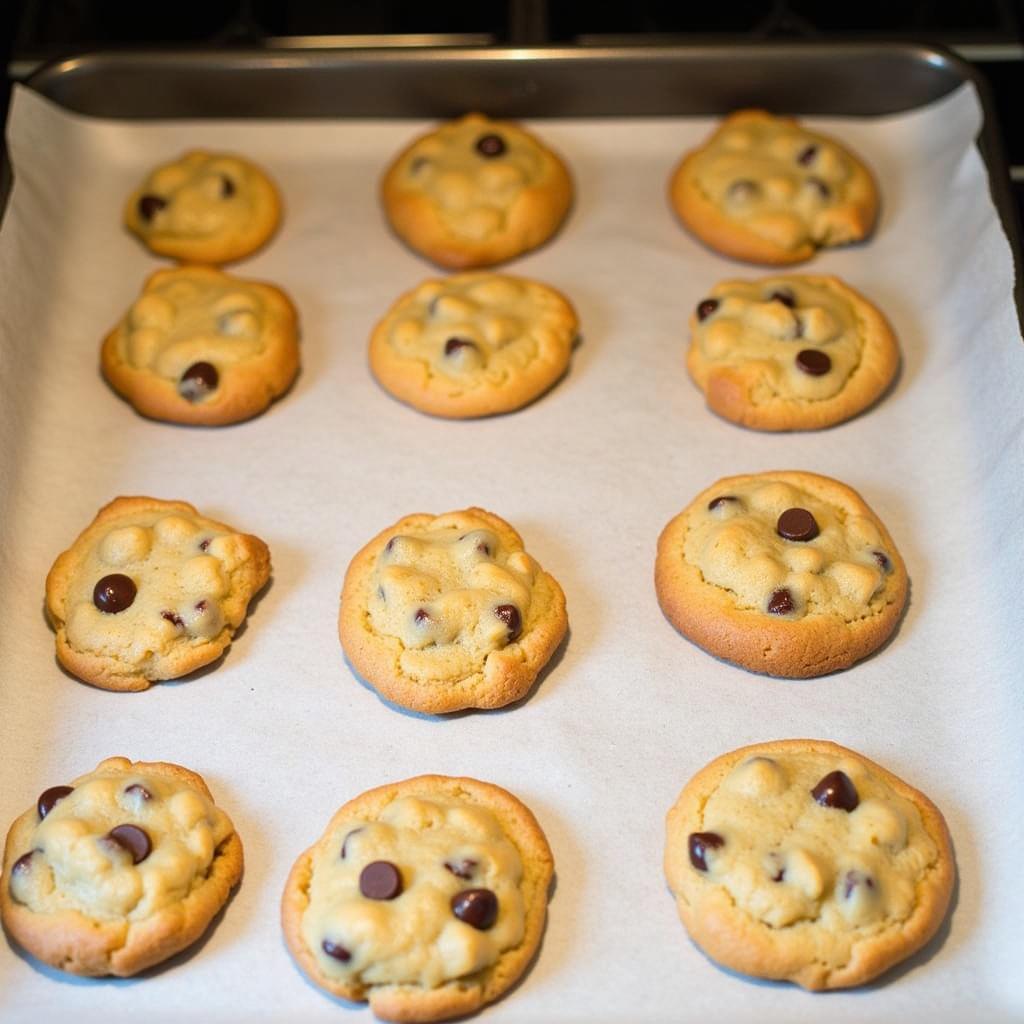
(1, 81, 1022, 1022)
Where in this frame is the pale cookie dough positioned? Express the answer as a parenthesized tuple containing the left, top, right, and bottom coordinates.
(655, 471, 907, 677)
(665, 740, 954, 989)
(102, 265, 300, 426)
(339, 508, 567, 713)
(46, 496, 271, 692)
(124, 150, 281, 264)
(669, 110, 878, 265)
(687, 275, 898, 431)
(1, 756, 243, 977)
(281, 774, 554, 1022)
(381, 113, 573, 269)
(369, 272, 579, 418)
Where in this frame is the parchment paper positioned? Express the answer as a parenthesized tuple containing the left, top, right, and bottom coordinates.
(1, 81, 1022, 1022)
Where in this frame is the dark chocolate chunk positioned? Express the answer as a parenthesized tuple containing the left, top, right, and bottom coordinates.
(767, 588, 795, 615)
(806, 176, 831, 199)
(797, 144, 818, 166)
(37, 785, 74, 820)
(106, 824, 152, 864)
(872, 550, 891, 572)
(138, 195, 167, 221)
(688, 832, 724, 872)
(696, 298, 720, 321)
(179, 361, 219, 402)
(93, 574, 137, 614)
(359, 861, 403, 900)
(124, 784, 152, 801)
(161, 610, 184, 628)
(796, 349, 832, 376)
(475, 134, 506, 158)
(812, 770, 859, 812)
(766, 852, 785, 883)
(220, 175, 235, 198)
(728, 179, 760, 202)
(769, 289, 796, 308)
(195, 600, 208, 614)
(414, 608, 431, 625)
(322, 939, 352, 962)
(843, 869, 875, 899)
(199, 538, 211, 551)
(451, 888, 498, 930)
(385, 537, 396, 554)
(494, 604, 522, 642)
(776, 508, 820, 542)
(444, 858, 478, 880)
(444, 337, 477, 357)
(340, 828, 363, 859)
(12, 851, 37, 874)
(707, 495, 739, 512)
(477, 542, 492, 557)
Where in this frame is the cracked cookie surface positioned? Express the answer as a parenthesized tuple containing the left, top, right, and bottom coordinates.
(1, 756, 243, 977)
(339, 508, 567, 713)
(664, 740, 954, 989)
(46, 496, 271, 691)
(102, 266, 300, 426)
(655, 471, 907, 677)
(282, 774, 553, 1022)
(369, 272, 578, 418)
(381, 113, 573, 269)
(669, 110, 878, 265)
(687, 275, 898, 430)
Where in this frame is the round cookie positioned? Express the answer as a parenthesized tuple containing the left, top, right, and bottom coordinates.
(655, 471, 907, 677)
(687, 274, 898, 431)
(339, 507, 567, 713)
(1, 756, 243, 977)
(669, 110, 878, 265)
(102, 265, 300, 426)
(381, 113, 573, 269)
(124, 150, 281, 264)
(664, 739, 954, 989)
(281, 774, 554, 1022)
(46, 496, 271, 691)
(369, 272, 579, 418)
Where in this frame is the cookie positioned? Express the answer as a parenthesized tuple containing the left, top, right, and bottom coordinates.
(369, 272, 579, 418)
(687, 275, 898, 431)
(101, 266, 300, 426)
(665, 739, 954, 989)
(655, 471, 907, 677)
(339, 507, 567, 713)
(381, 113, 573, 269)
(45, 496, 271, 691)
(669, 110, 878, 265)
(1, 756, 243, 977)
(124, 150, 281, 264)
(281, 774, 554, 1021)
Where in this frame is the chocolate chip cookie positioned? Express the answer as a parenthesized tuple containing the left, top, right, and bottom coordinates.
(46, 496, 271, 691)
(1, 757, 243, 977)
(338, 507, 567, 713)
(655, 472, 907, 677)
(665, 740, 954, 989)
(281, 774, 554, 1021)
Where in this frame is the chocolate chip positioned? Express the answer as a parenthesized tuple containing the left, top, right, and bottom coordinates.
(767, 588, 795, 615)
(843, 869, 875, 899)
(414, 608, 431, 625)
(340, 828, 363, 859)
(806, 176, 831, 199)
(797, 144, 818, 166)
(138, 195, 167, 221)
(37, 785, 73, 820)
(12, 851, 37, 874)
(796, 349, 832, 376)
(124, 784, 152, 801)
(771, 865, 786, 882)
(359, 861, 402, 900)
(93, 574, 136, 614)
(220, 175, 235, 198)
(707, 495, 739, 512)
(696, 298, 719, 321)
(728, 179, 760, 202)
(161, 610, 184, 628)
(766, 852, 785, 882)
(444, 337, 477, 357)
(199, 538, 211, 551)
(385, 538, 396, 553)
(872, 550, 891, 572)
(106, 824, 152, 864)
(451, 888, 498, 930)
(475, 134, 506, 158)
(688, 832, 724, 872)
(195, 600, 208, 613)
(179, 361, 219, 402)
(322, 939, 351, 962)
(812, 770, 859, 812)
(444, 858, 478, 880)
(477, 542, 492, 557)
(769, 289, 796, 308)
(776, 508, 820, 542)
(494, 604, 522, 642)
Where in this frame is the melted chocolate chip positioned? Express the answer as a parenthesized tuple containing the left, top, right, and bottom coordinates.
(444, 858, 478, 880)
(359, 861, 402, 900)
(340, 828, 363, 859)
(106, 824, 152, 864)
(93, 574, 137, 614)
(688, 832, 724, 872)
(179, 362, 219, 402)
(414, 608, 431, 625)
(475, 134, 506, 158)
(843, 869, 875, 899)
(12, 851, 37, 874)
(806, 176, 831, 199)
(161, 610, 185, 628)
(769, 289, 796, 308)
(322, 939, 352, 962)
(37, 785, 74, 820)
(696, 298, 719, 321)
(728, 179, 760, 202)
(796, 349, 832, 376)
(767, 588, 795, 615)
(494, 604, 522, 642)
(444, 337, 477, 357)
(872, 550, 891, 572)
(220, 175, 235, 198)
(707, 495, 739, 512)
(776, 508, 820, 542)
(812, 770, 859, 812)
(451, 888, 498, 930)
(125, 784, 152, 801)
(797, 144, 818, 166)
(138, 195, 167, 221)
(195, 600, 208, 613)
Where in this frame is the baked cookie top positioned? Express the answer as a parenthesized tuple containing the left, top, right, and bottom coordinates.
(381, 113, 573, 269)
(669, 110, 878, 265)
(124, 150, 281, 265)
(369, 272, 578, 418)
(655, 471, 907, 677)
(282, 775, 554, 1022)
(46, 496, 271, 692)
(687, 275, 898, 431)
(665, 740, 954, 990)
(339, 508, 567, 714)
(102, 266, 300, 426)
(1, 757, 243, 977)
